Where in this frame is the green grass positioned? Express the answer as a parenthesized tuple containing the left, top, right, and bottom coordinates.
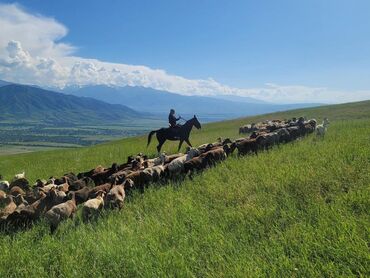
(0, 100, 369, 277)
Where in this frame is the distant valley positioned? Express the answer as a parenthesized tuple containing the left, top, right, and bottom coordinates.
(0, 80, 321, 155)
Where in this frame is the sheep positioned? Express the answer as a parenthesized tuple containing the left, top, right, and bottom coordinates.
(105, 185, 125, 209)
(57, 183, 69, 193)
(232, 138, 259, 156)
(9, 178, 30, 192)
(5, 191, 52, 229)
(73, 186, 91, 205)
(68, 177, 94, 191)
(183, 156, 208, 177)
(9, 186, 26, 197)
(109, 169, 134, 185)
(82, 191, 105, 222)
(13, 172, 25, 180)
(0, 195, 17, 220)
(164, 153, 184, 164)
(316, 118, 330, 137)
(91, 163, 119, 185)
(167, 148, 200, 177)
(0, 190, 6, 201)
(124, 171, 148, 193)
(0, 177, 10, 191)
(142, 165, 166, 183)
(45, 193, 77, 233)
(13, 194, 29, 207)
(200, 146, 227, 167)
(88, 183, 113, 199)
(143, 153, 167, 168)
(77, 165, 105, 179)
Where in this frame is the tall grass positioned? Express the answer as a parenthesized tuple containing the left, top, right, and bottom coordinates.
(0, 101, 369, 277)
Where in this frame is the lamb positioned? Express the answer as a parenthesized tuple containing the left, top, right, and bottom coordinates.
(45, 193, 77, 233)
(82, 191, 105, 222)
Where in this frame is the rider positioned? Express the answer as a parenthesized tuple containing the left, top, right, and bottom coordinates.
(168, 109, 181, 128)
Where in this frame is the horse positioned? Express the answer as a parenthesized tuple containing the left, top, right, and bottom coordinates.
(147, 115, 201, 152)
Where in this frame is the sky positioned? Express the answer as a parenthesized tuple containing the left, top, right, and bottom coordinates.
(0, 0, 369, 103)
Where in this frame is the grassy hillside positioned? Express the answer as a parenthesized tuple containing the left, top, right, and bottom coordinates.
(0, 100, 369, 277)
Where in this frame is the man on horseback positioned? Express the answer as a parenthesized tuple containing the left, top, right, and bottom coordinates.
(168, 109, 181, 128)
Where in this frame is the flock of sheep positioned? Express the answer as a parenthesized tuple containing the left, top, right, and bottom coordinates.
(0, 116, 327, 233)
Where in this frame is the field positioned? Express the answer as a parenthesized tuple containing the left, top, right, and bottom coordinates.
(0, 118, 166, 155)
(0, 100, 369, 277)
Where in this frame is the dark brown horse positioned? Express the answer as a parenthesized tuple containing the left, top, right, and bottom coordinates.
(147, 115, 201, 152)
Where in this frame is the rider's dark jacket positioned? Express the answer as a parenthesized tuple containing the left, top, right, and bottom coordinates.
(169, 113, 180, 128)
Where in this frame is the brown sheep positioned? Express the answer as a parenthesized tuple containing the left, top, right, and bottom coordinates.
(73, 186, 91, 205)
(57, 183, 70, 193)
(91, 163, 119, 185)
(124, 171, 148, 193)
(109, 169, 134, 185)
(10, 186, 26, 197)
(0, 190, 6, 201)
(232, 138, 259, 156)
(45, 196, 77, 233)
(9, 178, 30, 192)
(68, 177, 94, 191)
(0, 195, 16, 219)
(88, 183, 113, 199)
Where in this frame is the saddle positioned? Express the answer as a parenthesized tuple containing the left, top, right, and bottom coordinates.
(168, 124, 182, 139)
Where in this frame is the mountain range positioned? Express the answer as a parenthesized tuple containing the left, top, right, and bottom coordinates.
(0, 80, 322, 124)
(0, 84, 140, 124)
(65, 85, 321, 118)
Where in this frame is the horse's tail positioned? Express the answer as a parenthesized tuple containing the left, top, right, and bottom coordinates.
(147, 129, 158, 147)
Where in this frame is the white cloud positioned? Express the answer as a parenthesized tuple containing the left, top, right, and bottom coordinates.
(0, 3, 369, 104)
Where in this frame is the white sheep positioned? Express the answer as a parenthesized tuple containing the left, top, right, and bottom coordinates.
(167, 148, 200, 177)
(13, 172, 25, 181)
(144, 152, 167, 168)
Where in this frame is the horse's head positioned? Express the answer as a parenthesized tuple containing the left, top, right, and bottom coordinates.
(193, 115, 201, 129)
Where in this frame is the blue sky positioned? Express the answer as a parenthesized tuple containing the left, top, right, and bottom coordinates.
(0, 0, 369, 103)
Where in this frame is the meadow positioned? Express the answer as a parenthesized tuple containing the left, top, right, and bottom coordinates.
(0, 100, 369, 277)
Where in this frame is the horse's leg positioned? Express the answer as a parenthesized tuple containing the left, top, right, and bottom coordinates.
(157, 139, 165, 153)
(185, 138, 192, 147)
(178, 140, 184, 151)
